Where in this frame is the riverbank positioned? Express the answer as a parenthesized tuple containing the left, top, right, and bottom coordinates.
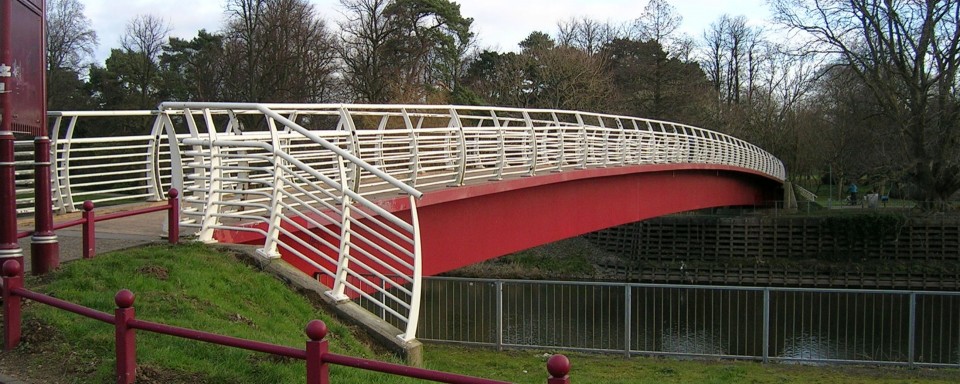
(448, 211, 960, 290)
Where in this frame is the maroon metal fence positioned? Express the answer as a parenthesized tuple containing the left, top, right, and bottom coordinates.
(0, 259, 571, 383)
(16, 188, 181, 260)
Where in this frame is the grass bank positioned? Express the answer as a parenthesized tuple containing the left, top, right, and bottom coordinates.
(0, 243, 957, 383)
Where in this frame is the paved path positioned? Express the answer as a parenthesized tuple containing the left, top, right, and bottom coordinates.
(14, 204, 173, 273)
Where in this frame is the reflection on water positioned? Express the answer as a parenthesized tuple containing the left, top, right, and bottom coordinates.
(780, 333, 842, 364)
(659, 327, 725, 355)
(408, 278, 960, 365)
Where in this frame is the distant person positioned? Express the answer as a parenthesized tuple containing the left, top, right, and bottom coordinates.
(847, 182, 858, 205)
(866, 190, 879, 208)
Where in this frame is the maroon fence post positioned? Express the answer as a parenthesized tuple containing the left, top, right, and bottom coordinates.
(82, 201, 95, 259)
(167, 188, 179, 244)
(31, 136, 59, 274)
(2, 260, 23, 350)
(305, 320, 330, 384)
(0, 131, 24, 270)
(114, 289, 137, 384)
(546, 354, 570, 384)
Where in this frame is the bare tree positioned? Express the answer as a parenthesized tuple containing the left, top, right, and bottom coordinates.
(121, 15, 170, 63)
(223, 0, 339, 102)
(338, 0, 396, 103)
(339, 0, 474, 103)
(120, 14, 171, 107)
(772, 0, 960, 207)
(701, 15, 765, 107)
(46, 0, 98, 109)
(556, 17, 622, 55)
(46, 0, 98, 72)
(535, 46, 614, 111)
(223, 0, 266, 101)
(630, 0, 682, 46)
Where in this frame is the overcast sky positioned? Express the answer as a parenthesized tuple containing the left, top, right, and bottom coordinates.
(80, 0, 773, 63)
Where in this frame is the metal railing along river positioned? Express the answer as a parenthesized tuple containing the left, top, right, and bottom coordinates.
(15, 104, 786, 341)
(358, 277, 960, 367)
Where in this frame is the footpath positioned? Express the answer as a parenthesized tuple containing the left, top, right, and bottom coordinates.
(13, 203, 171, 273)
(2, 204, 172, 383)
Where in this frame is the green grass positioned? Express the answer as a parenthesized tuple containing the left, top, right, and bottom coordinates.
(15, 243, 420, 383)
(505, 249, 595, 275)
(425, 347, 960, 384)
(6, 243, 960, 383)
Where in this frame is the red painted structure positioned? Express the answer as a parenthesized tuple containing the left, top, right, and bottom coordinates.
(216, 164, 781, 283)
(30, 137, 57, 273)
(1, 259, 570, 383)
(0, 0, 45, 136)
(1, 0, 50, 273)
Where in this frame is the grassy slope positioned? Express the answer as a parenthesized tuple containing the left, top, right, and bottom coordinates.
(11, 243, 421, 383)
(2, 243, 959, 383)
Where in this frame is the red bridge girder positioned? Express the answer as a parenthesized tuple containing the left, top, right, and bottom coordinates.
(216, 164, 781, 282)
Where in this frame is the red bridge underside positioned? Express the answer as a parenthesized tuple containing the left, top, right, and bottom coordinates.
(216, 164, 782, 282)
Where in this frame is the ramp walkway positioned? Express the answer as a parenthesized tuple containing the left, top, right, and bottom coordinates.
(15, 203, 170, 273)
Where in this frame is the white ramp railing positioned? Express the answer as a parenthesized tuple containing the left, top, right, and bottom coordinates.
(17, 104, 786, 341)
(159, 103, 425, 342)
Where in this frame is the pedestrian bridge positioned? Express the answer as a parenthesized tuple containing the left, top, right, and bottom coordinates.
(19, 103, 785, 341)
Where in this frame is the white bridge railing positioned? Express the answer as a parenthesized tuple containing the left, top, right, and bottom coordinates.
(16, 103, 785, 341)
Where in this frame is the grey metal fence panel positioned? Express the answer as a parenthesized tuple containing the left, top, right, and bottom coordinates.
(768, 290, 911, 364)
(499, 280, 625, 352)
(914, 294, 960, 365)
(631, 285, 764, 359)
(409, 276, 960, 367)
(418, 278, 498, 345)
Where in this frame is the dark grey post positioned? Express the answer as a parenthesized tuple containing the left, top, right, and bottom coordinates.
(624, 284, 632, 357)
(908, 293, 916, 365)
(496, 281, 503, 351)
(763, 288, 771, 363)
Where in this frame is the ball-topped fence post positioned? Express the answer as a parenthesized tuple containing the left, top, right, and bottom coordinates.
(546, 354, 570, 384)
(305, 319, 330, 384)
(115, 289, 137, 384)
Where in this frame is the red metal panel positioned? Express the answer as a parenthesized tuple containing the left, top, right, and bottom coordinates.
(0, 0, 46, 136)
(215, 165, 780, 286)
(415, 169, 774, 275)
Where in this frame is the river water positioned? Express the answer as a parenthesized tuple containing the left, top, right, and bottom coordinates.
(408, 278, 960, 365)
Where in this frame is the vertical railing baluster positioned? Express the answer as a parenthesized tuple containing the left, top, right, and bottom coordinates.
(909, 292, 917, 365)
(496, 280, 504, 351)
(763, 288, 771, 363)
(624, 283, 632, 357)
